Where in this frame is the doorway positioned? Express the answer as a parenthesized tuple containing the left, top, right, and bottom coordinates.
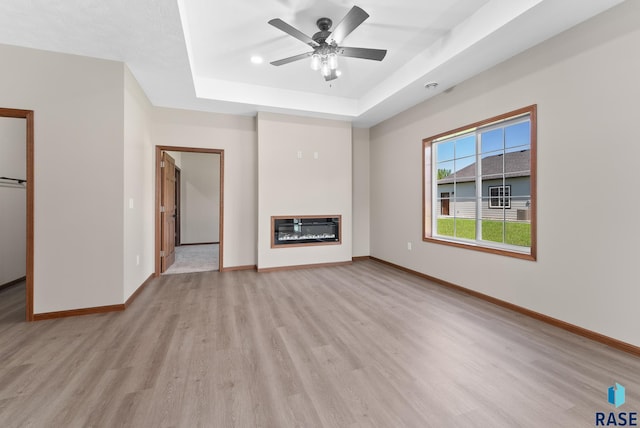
(0, 108, 34, 321)
(155, 146, 224, 275)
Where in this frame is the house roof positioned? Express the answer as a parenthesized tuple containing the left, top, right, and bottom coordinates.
(438, 149, 530, 184)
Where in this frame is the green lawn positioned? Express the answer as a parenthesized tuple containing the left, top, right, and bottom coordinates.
(437, 218, 531, 247)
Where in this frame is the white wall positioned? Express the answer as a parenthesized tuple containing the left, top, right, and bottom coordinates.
(152, 108, 257, 269)
(123, 66, 154, 301)
(0, 117, 27, 285)
(0, 44, 125, 313)
(257, 112, 352, 269)
(352, 127, 370, 257)
(180, 152, 220, 244)
(369, 0, 640, 346)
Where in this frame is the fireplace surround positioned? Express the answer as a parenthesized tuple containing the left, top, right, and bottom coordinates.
(271, 215, 341, 248)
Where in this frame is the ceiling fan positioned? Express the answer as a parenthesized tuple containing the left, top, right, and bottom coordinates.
(268, 5, 387, 81)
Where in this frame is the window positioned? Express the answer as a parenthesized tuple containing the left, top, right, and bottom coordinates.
(423, 105, 536, 260)
(489, 185, 511, 209)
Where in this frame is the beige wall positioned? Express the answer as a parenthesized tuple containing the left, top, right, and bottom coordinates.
(124, 66, 154, 300)
(6, 0, 632, 339)
(151, 108, 257, 269)
(0, 117, 27, 285)
(0, 44, 125, 313)
(352, 127, 370, 257)
(180, 152, 220, 244)
(0, 42, 366, 313)
(370, 0, 640, 346)
(257, 112, 352, 269)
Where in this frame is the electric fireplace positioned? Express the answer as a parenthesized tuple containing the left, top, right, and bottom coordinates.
(272, 215, 341, 247)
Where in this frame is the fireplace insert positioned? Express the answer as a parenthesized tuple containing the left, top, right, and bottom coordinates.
(272, 215, 341, 247)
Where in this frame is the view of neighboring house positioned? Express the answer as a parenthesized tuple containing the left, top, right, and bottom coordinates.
(437, 149, 531, 222)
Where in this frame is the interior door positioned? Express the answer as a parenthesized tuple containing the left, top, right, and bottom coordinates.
(161, 152, 176, 272)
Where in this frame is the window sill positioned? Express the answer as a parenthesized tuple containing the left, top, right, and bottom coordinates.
(423, 236, 536, 261)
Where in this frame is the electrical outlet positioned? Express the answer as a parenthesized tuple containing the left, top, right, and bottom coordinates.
(407, 242, 412, 250)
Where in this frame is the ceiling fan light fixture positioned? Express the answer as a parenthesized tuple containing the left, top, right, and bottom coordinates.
(321, 59, 331, 77)
(328, 52, 338, 70)
(310, 53, 321, 71)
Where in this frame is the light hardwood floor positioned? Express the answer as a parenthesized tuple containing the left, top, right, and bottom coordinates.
(1, 261, 639, 427)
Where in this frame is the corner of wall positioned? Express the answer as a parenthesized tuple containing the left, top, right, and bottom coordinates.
(123, 66, 155, 301)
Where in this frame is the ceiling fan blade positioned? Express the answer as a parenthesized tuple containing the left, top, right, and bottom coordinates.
(268, 19, 319, 48)
(338, 47, 387, 61)
(324, 69, 338, 81)
(270, 52, 313, 66)
(326, 6, 369, 45)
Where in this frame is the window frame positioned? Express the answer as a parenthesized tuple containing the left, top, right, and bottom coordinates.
(422, 105, 537, 261)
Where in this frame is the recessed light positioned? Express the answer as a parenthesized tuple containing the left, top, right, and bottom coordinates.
(424, 82, 439, 90)
(250, 55, 264, 65)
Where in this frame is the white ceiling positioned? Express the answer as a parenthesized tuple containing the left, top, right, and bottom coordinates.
(0, 0, 625, 127)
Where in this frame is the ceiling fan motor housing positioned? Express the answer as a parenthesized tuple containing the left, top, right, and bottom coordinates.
(313, 18, 333, 45)
(316, 17, 332, 31)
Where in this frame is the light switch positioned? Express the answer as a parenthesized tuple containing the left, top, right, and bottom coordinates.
(129, 198, 134, 209)
(313, 151, 319, 159)
(297, 150, 303, 159)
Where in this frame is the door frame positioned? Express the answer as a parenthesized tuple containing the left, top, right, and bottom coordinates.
(0, 108, 34, 321)
(174, 166, 181, 247)
(154, 146, 224, 275)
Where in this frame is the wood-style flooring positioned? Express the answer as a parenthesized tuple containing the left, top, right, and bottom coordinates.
(1, 261, 639, 427)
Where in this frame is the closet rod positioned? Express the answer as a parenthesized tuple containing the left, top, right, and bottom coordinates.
(0, 176, 26, 184)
